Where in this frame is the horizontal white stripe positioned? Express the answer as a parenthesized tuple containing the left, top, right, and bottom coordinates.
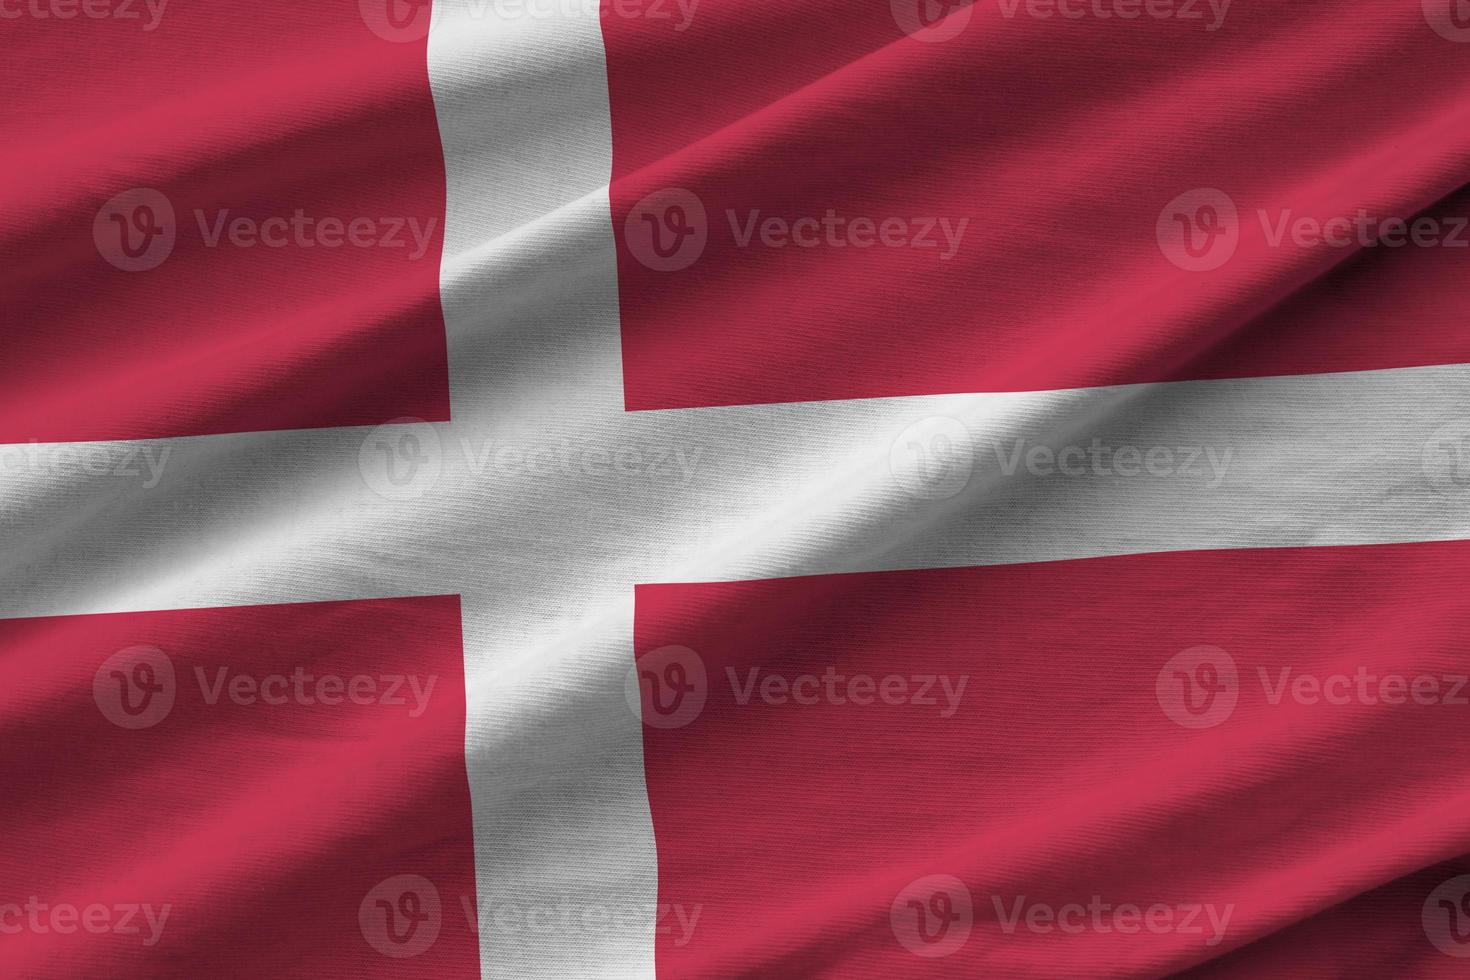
(7, 364, 1464, 618)
(647, 363, 1470, 584)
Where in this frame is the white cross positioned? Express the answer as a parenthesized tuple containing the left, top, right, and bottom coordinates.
(2, 4, 1465, 977)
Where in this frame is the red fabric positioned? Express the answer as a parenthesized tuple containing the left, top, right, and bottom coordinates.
(0, 1, 449, 443)
(635, 541, 1470, 977)
(605, 2, 1470, 409)
(0, 597, 478, 978)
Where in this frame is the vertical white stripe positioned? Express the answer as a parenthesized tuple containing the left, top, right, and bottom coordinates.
(427, 4, 659, 978)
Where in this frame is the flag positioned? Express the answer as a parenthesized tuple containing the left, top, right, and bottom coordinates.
(3, 0, 1470, 976)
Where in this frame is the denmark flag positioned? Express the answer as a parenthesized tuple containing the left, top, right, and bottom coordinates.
(4, 0, 1470, 976)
